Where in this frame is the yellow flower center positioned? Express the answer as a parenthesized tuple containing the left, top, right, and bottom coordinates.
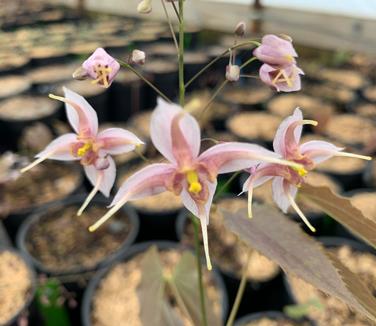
(186, 170, 202, 194)
(77, 142, 93, 157)
(292, 165, 308, 177)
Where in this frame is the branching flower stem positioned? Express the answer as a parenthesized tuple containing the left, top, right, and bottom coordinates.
(117, 59, 172, 103)
(160, 0, 179, 53)
(185, 41, 260, 89)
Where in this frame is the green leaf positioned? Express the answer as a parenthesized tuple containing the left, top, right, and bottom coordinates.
(300, 184, 376, 250)
(36, 279, 70, 326)
(284, 298, 324, 319)
(172, 251, 221, 326)
(137, 245, 169, 326)
(222, 204, 376, 322)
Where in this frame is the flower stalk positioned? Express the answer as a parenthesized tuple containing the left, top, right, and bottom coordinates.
(117, 59, 172, 103)
(226, 249, 251, 326)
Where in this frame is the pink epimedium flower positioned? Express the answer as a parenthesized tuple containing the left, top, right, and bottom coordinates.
(253, 34, 297, 66)
(90, 98, 304, 270)
(242, 108, 372, 231)
(259, 63, 304, 92)
(20, 87, 143, 215)
(79, 48, 120, 88)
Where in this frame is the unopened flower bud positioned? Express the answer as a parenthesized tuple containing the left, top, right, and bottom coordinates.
(95, 157, 110, 170)
(72, 66, 89, 81)
(130, 49, 146, 65)
(226, 64, 240, 82)
(137, 0, 152, 14)
(235, 22, 246, 37)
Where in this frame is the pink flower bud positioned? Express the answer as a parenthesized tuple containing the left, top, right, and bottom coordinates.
(235, 22, 246, 37)
(130, 49, 146, 65)
(137, 0, 152, 14)
(226, 64, 240, 82)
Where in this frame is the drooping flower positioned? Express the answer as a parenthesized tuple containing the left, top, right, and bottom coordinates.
(21, 87, 143, 215)
(253, 34, 297, 66)
(90, 98, 304, 270)
(254, 34, 304, 92)
(259, 63, 304, 92)
(73, 48, 120, 88)
(242, 108, 372, 231)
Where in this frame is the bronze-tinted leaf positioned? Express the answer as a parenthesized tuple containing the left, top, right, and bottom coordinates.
(172, 251, 221, 326)
(222, 204, 376, 321)
(137, 245, 168, 326)
(300, 183, 376, 249)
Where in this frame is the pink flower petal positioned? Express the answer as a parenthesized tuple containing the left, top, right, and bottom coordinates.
(35, 133, 79, 161)
(300, 140, 343, 164)
(272, 177, 297, 213)
(273, 108, 303, 156)
(254, 34, 298, 66)
(63, 87, 98, 137)
(97, 128, 144, 155)
(180, 178, 217, 223)
(84, 156, 116, 197)
(150, 98, 201, 165)
(199, 142, 280, 178)
(110, 163, 176, 207)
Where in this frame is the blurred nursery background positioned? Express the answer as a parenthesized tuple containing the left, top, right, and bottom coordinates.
(0, 0, 376, 325)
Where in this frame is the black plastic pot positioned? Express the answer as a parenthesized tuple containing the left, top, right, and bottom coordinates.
(142, 59, 178, 109)
(0, 95, 61, 151)
(109, 71, 146, 122)
(317, 164, 366, 192)
(2, 163, 83, 241)
(220, 83, 273, 112)
(234, 311, 315, 326)
(128, 199, 183, 242)
(176, 208, 288, 316)
(16, 194, 139, 279)
(54, 80, 109, 122)
(363, 160, 376, 188)
(81, 241, 229, 326)
(184, 51, 209, 92)
(0, 247, 37, 326)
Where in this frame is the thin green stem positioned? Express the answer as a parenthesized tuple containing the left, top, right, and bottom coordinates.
(170, 0, 181, 22)
(185, 40, 260, 89)
(199, 79, 228, 119)
(240, 56, 257, 69)
(199, 55, 258, 120)
(191, 215, 208, 326)
(161, 0, 179, 53)
(215, 171, 241, 201)
(225, 249, 252, 326)
(178, 0, 185, 106)
(117, 59, 172, 103)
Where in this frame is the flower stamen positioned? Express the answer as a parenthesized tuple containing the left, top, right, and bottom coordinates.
(335, 152, 372, 161)
(92, 64, 112, 88)
(186, 170, 202, 194)
(89, 195, 128, 232)
(286, 190, 316, 232)
(77, 172, 103, 216)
